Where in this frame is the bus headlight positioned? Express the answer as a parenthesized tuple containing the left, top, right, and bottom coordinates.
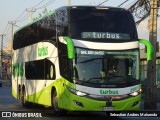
(66, 85, 87, 97)
(76, 91, 87, 96)
(130, 91, 139, 96)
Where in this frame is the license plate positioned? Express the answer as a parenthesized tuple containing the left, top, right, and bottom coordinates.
(103, 107, 114, 111)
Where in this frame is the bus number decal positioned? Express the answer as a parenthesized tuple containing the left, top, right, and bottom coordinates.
(80, 50, 105, 55)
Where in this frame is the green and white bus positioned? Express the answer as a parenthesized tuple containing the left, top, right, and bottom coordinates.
(12, 6, 153, 111)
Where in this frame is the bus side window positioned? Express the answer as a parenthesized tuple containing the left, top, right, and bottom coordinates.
(25, 60, 44, 80)
(62, 56, 70, 78)
(58, 41, 71, 81)
(45, 59, 56, 80)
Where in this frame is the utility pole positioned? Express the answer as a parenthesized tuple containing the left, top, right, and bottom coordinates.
(68, 0, 71, 6)
(8, 21, 17, 41)
(0, 34, 5, 80)
(8, 21, 18, 54)
(26, 8, 36, 22)
(144, 0, 158, 110)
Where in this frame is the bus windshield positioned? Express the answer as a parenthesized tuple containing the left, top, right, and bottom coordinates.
(70, 7, 137, 41)
(73, 48, 139, 85)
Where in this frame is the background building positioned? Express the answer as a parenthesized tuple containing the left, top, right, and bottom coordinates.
(1, 42, 12, 80)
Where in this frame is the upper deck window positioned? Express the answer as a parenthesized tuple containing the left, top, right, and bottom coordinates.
(69, 7, 137, 41)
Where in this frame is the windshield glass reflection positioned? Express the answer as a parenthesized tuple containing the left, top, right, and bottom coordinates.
(73, 48, 139, 85)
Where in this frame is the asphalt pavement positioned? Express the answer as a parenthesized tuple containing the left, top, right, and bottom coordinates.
(1, 80, 160, 120)
(1, 79, 160, 111)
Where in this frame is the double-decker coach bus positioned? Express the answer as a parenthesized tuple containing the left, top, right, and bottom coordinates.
(12, 6, 153, 111)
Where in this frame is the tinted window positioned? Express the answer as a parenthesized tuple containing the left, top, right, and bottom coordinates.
(73, 48, 139, 86)
(58, 42, 72, 80)
(25, 59, 56, 80)
(56, 10, 68, 36)
(13, 13, 57, 50)
(70, 8, 137, 41)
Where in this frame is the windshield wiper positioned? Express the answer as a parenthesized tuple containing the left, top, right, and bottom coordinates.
(78, 58, 102, 63)
(112, 76, 132, 85)
(86, 77, 105, 83)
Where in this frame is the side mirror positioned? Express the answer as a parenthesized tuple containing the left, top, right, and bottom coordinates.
(64, 36, 75, 59)
(139, 39, 154, 61)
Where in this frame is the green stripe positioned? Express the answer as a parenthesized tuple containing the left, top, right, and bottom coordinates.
(64, 36, 75, 59)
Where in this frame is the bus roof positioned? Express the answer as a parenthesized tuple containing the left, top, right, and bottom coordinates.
(15, 6, 128, 34)
(56, 5, 127, 11)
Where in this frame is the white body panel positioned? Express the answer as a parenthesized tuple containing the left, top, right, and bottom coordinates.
(59, 37, 139, 50)
(13, 37, 139, 97)
(76, 84, 139, 95)
(12, 42, 60, 96)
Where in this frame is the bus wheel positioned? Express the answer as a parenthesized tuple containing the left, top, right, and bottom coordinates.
(18, 86, 21, 99)
(20, 89, 33, 108)
(20, 89, 26, 107)
(52, 90, 67, 116)
(52, 91, 59, 111)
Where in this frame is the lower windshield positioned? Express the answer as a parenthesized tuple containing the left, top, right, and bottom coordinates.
(73, 48, 139, 85)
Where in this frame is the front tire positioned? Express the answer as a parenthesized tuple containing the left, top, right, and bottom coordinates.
(52, 91, 59, 111)
(52, 90, 67, 115)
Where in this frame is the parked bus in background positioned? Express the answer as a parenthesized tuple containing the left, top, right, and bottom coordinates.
(12, 6, 153, 112)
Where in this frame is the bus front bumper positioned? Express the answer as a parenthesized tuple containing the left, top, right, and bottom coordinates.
(59, 92, 141, 111)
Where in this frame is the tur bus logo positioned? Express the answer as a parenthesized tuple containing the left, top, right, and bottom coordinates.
(81, 32, 130, 40)
(12, 63, 24, 77)
(100, 89, 119, 95)
(38, 46, 48, 57)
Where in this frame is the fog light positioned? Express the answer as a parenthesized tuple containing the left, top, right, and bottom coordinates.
(132, 101, 139, 107)
(130, 92, 139, 96)
(74, 101, 84, 107)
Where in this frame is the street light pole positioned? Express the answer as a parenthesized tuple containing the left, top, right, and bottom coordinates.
(144, 0, 158, 110)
